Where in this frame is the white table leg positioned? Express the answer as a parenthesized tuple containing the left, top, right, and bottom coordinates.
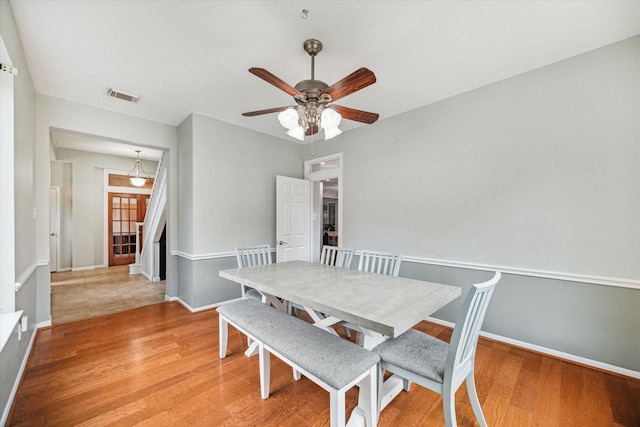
(350, 330, 408, 425)
(260, 293, 288, 312)
(303, 307, 343, 336)
(244, 340, 259, 357)
(379, 375, 405, 412)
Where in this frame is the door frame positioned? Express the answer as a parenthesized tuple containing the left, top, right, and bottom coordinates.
(304, 153, 343, 262)
(49, 186, 61, 273)
(103, 168, 153, 267)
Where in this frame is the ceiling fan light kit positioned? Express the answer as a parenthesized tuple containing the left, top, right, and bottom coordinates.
(243, 39, 379, 142)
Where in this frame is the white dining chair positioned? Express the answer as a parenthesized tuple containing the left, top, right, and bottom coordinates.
(234, 244, 275, 356)
(320, 245, 355, 268)
(235, 244, 272, 301)
(373, 271, 501, 427)
(358, 249, 402, 276)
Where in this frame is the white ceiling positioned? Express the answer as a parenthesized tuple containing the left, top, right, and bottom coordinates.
(50, 130, 164, 161)
(10, 1, 640, 151)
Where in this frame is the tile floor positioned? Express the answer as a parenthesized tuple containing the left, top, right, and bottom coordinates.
(51, 265, 166, 324)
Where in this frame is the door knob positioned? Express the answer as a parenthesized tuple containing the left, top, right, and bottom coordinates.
(50, 232, 57, 237)
(277, 240, 288, 246)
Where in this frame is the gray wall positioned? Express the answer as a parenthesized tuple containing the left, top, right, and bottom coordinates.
(332, 36, 639, 281)
(190, 113, 304, 253)
(177, 116, 194, 254)
(399, 262, 640, 373)
(0, 0, 40, 420)
(309, 36, 640, 371)
(3, 1, 36, 281)
(175, 113, 303, 307)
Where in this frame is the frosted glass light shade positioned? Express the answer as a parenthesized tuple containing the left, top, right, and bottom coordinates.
(278, 108, 299, 130)
(129, 176, 146, 187)
(286, 126, 305, 141)
(321, 108, 341, 129)
(324, 127, 342, 140)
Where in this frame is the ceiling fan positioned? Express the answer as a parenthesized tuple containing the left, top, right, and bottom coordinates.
(242, 39, 379, 141)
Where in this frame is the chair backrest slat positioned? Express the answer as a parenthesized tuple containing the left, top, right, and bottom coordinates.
(236, 244, 273, 268)
(357, 249, 402, 277)
(320, 246, 355, 268)
(447, 272, 501, 379)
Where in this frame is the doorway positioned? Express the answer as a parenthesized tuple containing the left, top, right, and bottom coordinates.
(304, 153, 343, 262)
(49, 186, 60, 272)
(108, 192, 150, 266)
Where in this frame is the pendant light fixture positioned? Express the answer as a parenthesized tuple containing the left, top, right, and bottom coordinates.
(128, 150, 149, 187)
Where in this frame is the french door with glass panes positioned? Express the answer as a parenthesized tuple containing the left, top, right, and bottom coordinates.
(108, 193, 149, 266)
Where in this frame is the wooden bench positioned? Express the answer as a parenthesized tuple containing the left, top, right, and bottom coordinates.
(217, 299, 380, 427)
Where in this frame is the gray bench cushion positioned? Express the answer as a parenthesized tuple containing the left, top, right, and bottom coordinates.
(217, 299, 380, 390)
(373, 328, 449, 383)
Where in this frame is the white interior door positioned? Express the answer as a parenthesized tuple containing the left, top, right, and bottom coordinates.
(49, 187, 60, 272)
(276, 176, 311, 262)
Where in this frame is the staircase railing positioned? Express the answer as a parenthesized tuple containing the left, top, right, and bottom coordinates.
(139, 151, 167, 280)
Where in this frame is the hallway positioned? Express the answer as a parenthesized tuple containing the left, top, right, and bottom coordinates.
(51, 265, 166, 324)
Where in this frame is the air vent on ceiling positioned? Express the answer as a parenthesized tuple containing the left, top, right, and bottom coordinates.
(107, 88, 141, 103)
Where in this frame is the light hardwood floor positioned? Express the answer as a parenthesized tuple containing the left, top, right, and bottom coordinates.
(50, 265, 166, 324)
(8, 301, 640, 426)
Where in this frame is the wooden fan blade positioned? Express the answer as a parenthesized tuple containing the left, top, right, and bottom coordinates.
(306, 125, 319, 136)
(331, 105, 379, 124)
(249, 68, 303, 98)
(242, 106, 293, 117)
(322, 68, 376, 102)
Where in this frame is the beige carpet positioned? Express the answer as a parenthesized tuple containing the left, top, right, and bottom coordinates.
(51, 265, 166, 324)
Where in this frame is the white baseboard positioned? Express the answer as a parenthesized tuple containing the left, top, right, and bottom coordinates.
(166, 296, 242, 313)
(426, 316, 640, 380)
(71, 265, 95, 272)
(128, 264, 141, 275)
(1, 321, 41, 426)
(37, 319, 52, 328)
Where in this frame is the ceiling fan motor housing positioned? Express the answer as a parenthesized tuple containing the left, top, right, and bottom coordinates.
(294, 79, 330, 105)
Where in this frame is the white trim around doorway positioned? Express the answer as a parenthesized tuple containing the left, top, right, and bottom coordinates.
(304, 153, 344, 261)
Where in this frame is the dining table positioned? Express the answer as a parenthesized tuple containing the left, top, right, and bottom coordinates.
(219, 260, 462, 427)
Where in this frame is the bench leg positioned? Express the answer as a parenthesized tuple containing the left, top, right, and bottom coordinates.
(361, 366, 377, 427)
(219, 316, 228, 359)
(293, 368, 301, 381)
(259, 343, 271, 400)
(329, 389, 346, 427)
